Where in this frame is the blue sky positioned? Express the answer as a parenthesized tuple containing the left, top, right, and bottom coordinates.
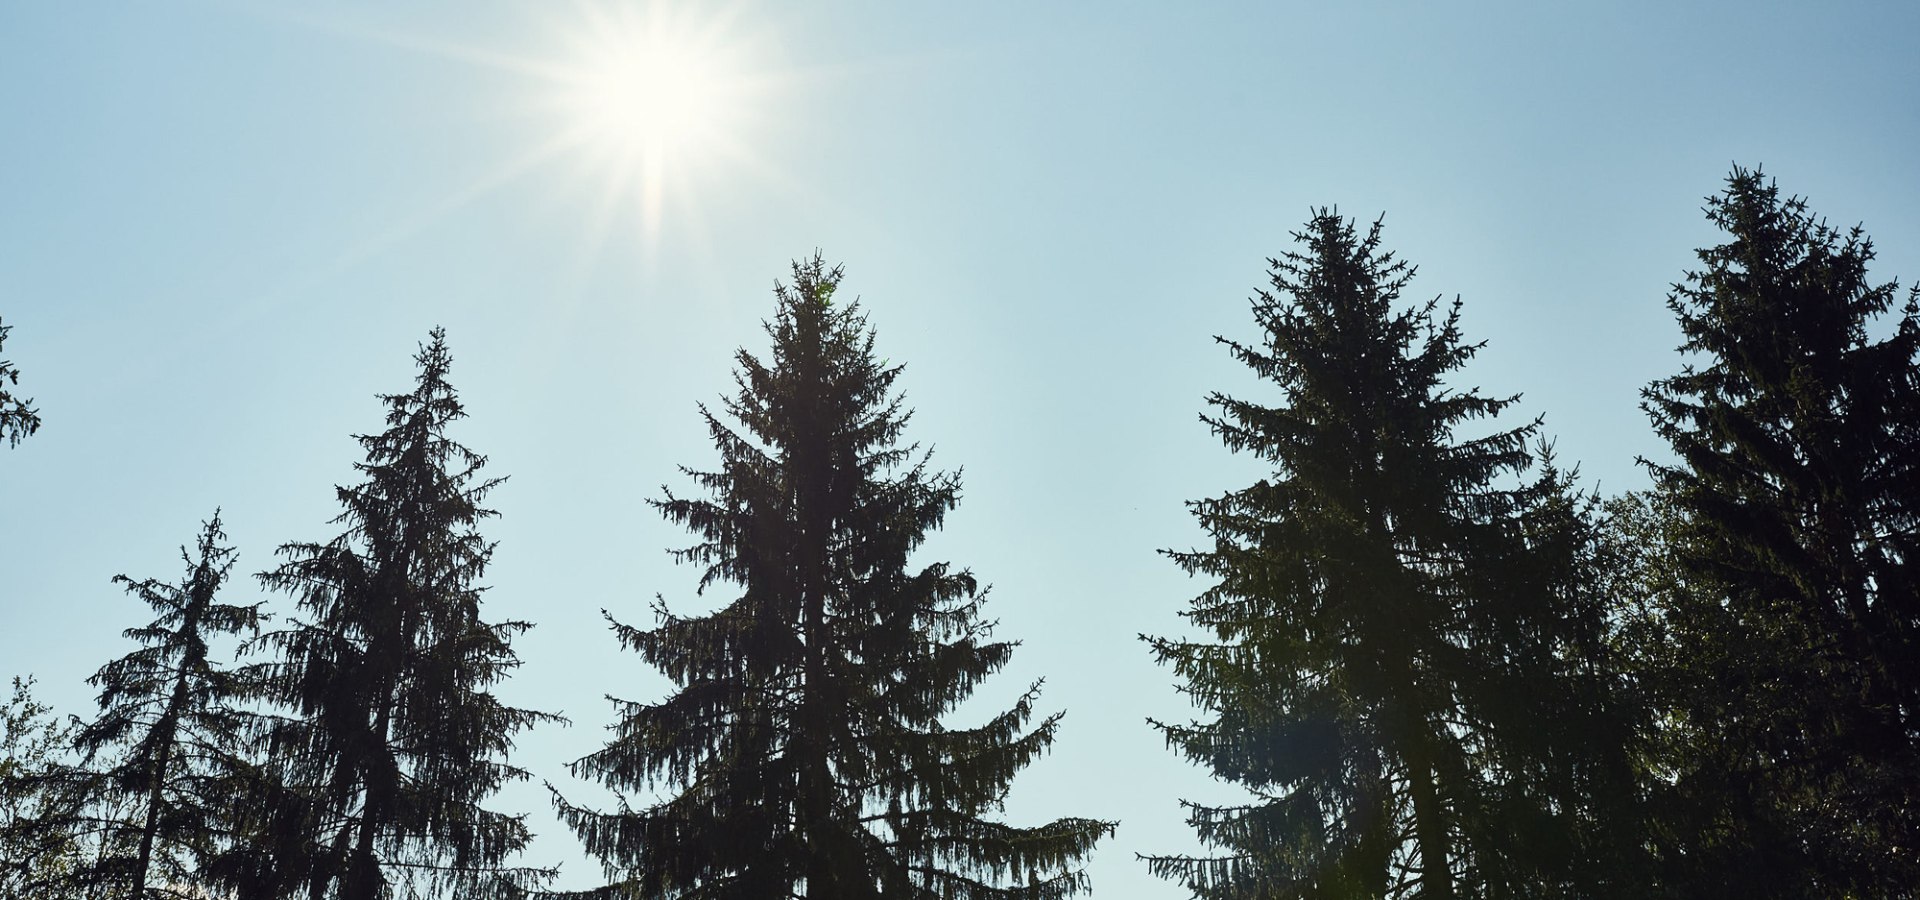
(2, 1, 1916, 895)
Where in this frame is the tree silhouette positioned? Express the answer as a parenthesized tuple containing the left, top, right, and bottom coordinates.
(1146, 212, 1633, 899)
(0, 677, 84, 900)
(238, 329, 559, 900)
(0, 316, 42, 449)
(556, 256, 1113, 900)
(1639, 167, 1920, 897)
(44, 512, 267, 900)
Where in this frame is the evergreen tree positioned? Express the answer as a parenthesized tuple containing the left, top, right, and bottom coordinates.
(1591, 490, 1707, 900)
(1487, 457, 1652, 897)
(237, 329, 559, 900)
(52, 511, 265, 900)
(1145, 212, 1632, 899)
(1639, 167, 1920, 896)
(555, 256, 1112, 900)
(0, 316, 42, 448)
(0, 677, 84, 899)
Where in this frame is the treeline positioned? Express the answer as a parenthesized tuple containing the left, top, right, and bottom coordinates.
(0, 165, 1915, 899)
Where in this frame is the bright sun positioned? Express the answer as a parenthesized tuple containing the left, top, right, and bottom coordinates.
(276, 2, 785, 264)
(541, 2, 765, 242)
(571, 42, 725, 158)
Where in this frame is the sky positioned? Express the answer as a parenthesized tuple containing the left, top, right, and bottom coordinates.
(2, 1, 1917, 896)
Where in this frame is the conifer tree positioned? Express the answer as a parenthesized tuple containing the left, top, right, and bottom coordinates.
(47, 511, 266, 900)
(237, 329, 559, 900)
(1640, 167, 1920, 896)
(1145, 212, 1630, 899)
(0, 316, 42, 448)
(0, 677, 84, 899)
(1592, 490, 1704, 899)
(1487, 457, 1652, 897)
(555, 256, 1112, 900)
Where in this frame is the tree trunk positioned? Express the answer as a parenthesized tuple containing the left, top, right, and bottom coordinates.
(1404, 731, 1455, 900)
(129, 717, 175, 900)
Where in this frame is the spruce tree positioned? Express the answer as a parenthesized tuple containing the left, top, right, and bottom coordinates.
(50, 511, 266, 900)
(0, 316, 42, 448)
(555, 256, 1112, 900)
(1145, 212, 1629, 899)
(238, 329, 559, 900)
(1640, 167, 1920, 896)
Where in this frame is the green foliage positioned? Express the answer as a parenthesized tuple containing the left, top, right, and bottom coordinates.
(1145, 212, 1639, 899)
(1592, 490, 1707, 898)
(1487, 458, 1653, 898)
(1638, 167, 1920, 897)
(8, 166, 1916, 900)
(0, 676, 85, 899)
(237, 329, 560, 900)
(555, 256, 1112, 900)
(0, 316, 43, 449)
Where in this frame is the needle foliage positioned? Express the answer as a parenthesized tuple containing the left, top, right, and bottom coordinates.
(47, 512, 267, 900)
(232, 329, 560, 900)
(1146, 212, 1638, 899)
(556, 256, 1113, 900)
(1638, 168, 1920, 897)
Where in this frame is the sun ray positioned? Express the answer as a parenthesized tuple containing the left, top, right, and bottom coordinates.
(229, 1, 807, 281)
(326, 129, 591, 275)
(512, 1, 768, 244)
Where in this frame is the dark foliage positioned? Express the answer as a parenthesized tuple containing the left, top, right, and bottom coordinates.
(0, 316, 42, 448)
(1638, 167, 1920, 897)
(233, 329, 560, 900)
(555, 256, 1112, 900)
(40, 512, 268, 900)
(1145, 212, 1640, 899)
(0, 677, 84, 899)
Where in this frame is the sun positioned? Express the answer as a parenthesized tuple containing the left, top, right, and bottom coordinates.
(247, 2, 788, 269)
(573, 43, 729, 158)
(541, 2, 766, 242)
(556, 6, 744, 166)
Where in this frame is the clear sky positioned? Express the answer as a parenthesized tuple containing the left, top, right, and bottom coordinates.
(2, 1, 1916, 896)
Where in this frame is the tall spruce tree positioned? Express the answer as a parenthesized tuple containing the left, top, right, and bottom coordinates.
(237, 329, 559, 900)
(48, 511, 266, 900)
(555, 256, 1112, 900)
(1145, 212, 1633, 899)
(1639, 167, 1920, 897)
(0, 316, 42, 448)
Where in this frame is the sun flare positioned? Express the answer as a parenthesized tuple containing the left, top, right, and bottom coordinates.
(562, 20, 737, 163)
(542, 2, 765, 243)
(266, 2, 787, 267)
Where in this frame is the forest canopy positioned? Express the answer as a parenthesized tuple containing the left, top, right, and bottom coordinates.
(3, 168, 1917, 900)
